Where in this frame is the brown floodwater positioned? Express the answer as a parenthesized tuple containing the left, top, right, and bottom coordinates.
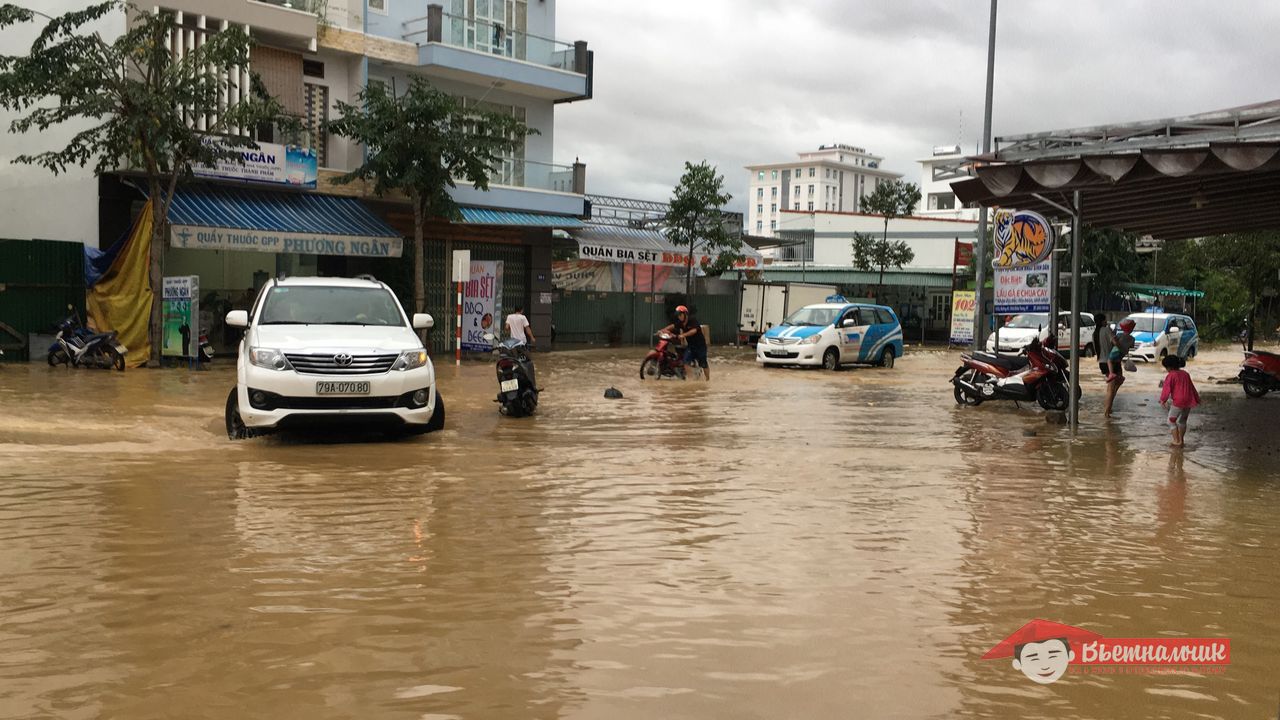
(0, 345, 1277, 719)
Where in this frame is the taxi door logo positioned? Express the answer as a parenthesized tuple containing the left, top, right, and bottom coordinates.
(993, 209, 1053, 268)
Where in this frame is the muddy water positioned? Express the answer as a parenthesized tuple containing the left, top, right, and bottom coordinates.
(0, 346, 1277, 719)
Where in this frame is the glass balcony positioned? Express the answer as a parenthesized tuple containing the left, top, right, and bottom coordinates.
(483, 158, 579, 194)
(249, 0, 322, 13)
(405, 12, 582, 74)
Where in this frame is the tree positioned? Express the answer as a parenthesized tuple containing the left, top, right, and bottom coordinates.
(0, 1, 295, 364)
(859, 179, 921, 299)
(665, 161, 739, 295)
(1182, 233, 1280, 349)
(327, 77, 532, 335)
(851, 232, 914, 289)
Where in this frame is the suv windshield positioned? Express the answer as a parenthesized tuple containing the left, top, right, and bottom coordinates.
(258, 286, 405, 326)
(781, 306, 840, 327)
(1127, 316, 1162, 333)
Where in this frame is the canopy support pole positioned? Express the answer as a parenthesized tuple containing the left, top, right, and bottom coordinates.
(973, 0, 998, 354)
(1068, 191, 1083, 431)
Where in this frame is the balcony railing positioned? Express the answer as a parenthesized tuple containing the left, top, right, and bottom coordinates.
(481, 158, 582, 194)
(250, 0, 323, 13)
(404, 10, 583, 74)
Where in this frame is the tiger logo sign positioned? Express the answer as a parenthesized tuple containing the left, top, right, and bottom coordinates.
(993, 209, 1054, 268)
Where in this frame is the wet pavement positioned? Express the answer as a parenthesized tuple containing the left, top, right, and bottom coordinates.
(0, 345, 1277, 719)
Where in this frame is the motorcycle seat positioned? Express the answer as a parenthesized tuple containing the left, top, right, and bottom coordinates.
(973, 352, 1029, 371)
(1250, 350, 1280, 360)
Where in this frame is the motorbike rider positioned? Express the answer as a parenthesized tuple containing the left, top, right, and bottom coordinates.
(660, 305, 710, 382)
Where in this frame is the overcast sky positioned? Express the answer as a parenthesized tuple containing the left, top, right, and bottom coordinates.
(556, 0, 1280, 212)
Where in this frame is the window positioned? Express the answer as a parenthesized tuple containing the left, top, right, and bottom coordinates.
(770, 203, 777, 213)
(758, 171, 765, 181)
(770, 220, 777, 230)
(808, 185, 814, 196)
(809, 167, 815, 177)
(794, 185, 800, 197)
(756, 220, 763, 232)
(757, 188, 763, 200)
(368, 0, 388, 14)
(807, 201, 814, 211)
(304, 83, 329, 167)
(771, 186, 778, 198)
(876, 308, 896, 325)
(757, 204, 763, 215)
(303, 60, 325, 78)
(929, 192, 957, 210)
(771, 170, 778, 180)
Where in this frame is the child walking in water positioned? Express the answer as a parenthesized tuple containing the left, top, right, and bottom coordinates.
(1159, 355, 1200, 447)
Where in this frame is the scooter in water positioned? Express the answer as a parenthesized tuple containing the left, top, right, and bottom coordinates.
(47, 311, 126, 371)
(1239, 346, 1280, 398)
(640, 331, 687, 380)
(952, 335, 1075, 410)
(486, 334, 539, 416)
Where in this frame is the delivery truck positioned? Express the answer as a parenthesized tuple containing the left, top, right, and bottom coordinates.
(738, 282, 839, 344)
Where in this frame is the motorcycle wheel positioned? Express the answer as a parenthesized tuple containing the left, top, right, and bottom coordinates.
(1242, 379, 1269, 398)
(640, 357, 660, 380)
(953, 369, 984, 406)
(1036, 381, 1071, 411)
(105, 346, 125, 371)
(47, 349, 68, 366)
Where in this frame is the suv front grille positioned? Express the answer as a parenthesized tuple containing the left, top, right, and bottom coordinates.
(285, 353, 398, 375)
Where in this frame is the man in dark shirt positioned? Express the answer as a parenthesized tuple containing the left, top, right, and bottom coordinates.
(661, 304, 709, 381)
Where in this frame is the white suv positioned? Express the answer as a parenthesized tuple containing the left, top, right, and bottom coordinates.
(223, 277, 443, 438)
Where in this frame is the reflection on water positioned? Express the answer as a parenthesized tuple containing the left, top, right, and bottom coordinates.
(0, 347, 1277, 718)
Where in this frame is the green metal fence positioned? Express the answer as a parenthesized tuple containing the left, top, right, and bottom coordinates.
(552, 290, 740, 346)
(0, 239, 85, 361)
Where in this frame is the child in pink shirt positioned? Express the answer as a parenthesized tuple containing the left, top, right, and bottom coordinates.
(1159, 355, 1200, 447)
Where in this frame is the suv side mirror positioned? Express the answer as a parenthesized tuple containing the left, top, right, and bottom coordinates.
(1168, 326, 1181, 333)
(841, 318, 857, 328)
(226, 310, 248, 328)
(412, 313, 434, 330)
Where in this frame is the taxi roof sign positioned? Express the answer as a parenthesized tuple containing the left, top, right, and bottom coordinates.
(825, 294, 847, 303)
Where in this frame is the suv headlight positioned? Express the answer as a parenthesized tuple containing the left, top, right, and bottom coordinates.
(391, 349, 429, 371)
(799, 334, 821, 345)
(249, 347, 293, 371)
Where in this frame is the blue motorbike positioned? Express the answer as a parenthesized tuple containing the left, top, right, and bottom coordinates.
(48, 310, 126, 371)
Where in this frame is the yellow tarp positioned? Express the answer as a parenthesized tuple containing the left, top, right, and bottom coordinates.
(87, 202, 153, 367)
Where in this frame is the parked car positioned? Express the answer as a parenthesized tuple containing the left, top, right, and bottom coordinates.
(985, 311, 1097, 355)
(757, 300, 903, 369)
(1123, 312, 1198, 361)
(223, 276, 444, 438)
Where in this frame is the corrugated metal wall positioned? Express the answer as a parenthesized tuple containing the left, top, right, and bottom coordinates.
(423, 238, 530, 354)
(552, 291, 739, 346)
(0, 239, 86, 361)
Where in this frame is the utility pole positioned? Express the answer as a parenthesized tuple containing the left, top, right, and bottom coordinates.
(972, 0, 998, 353)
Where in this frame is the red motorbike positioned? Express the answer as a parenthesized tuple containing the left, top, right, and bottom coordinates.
(1240, 349, 1280, 398)
(640, 331, 687, 380)
(952, 335, 1076, 410)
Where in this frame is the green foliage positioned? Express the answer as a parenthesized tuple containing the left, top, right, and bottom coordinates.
(1061, 227, 1149, 302)
(857, 179, 921, 299)
(326, 77, 532, 317)
(665, 161, 739, 293)
(851, 231, 914, 274)
(1159, 233, 1280, 344)
(326, 77, 532, 221)
(0, 1, 298, 363)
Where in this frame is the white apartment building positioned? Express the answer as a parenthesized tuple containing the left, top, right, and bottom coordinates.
(745, 144, 901, 237)
(917, 144, 979, 221)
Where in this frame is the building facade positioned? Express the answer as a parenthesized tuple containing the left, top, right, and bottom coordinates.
(0, 0, 592, 355)
(744, 144, 901, 238)
(916, 144, 979, 221)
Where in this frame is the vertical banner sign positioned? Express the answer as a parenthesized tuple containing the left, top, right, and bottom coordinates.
(161, 275, 199, 358)
(462, 261, 503, 351)
(992, 209, 1054, 313)
(950, 290, 976, 345)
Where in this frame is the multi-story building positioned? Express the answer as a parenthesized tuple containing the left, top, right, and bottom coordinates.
(917, 144, 978, 221)
(0, 0, 591, 355)
(744, 144, 901, 237)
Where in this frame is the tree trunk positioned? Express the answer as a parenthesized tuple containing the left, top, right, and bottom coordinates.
(412, 197, 427, 344)
(877, 220, 889, 301)
(148, 182, 166, 367)
(685, 234, 694, 296)
(1248, 288, 1257, 352)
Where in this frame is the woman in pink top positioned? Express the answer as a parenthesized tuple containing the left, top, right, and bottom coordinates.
(1159, 355, 1200, 447)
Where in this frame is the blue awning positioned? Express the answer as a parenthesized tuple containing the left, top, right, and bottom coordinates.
(167, 186, 404, 258)
(459, 207, 584, 227)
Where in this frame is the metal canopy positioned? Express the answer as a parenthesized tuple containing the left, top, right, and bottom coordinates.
(951, 100, 1280, 239)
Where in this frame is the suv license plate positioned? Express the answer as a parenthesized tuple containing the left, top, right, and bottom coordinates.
(500, 379, 519, 392)
(316, 381, 371, 395)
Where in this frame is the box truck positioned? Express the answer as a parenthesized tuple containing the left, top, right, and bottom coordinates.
(738, 282, 839, 344)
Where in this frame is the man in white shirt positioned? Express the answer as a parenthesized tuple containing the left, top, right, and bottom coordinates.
(505, 304, 535, 345)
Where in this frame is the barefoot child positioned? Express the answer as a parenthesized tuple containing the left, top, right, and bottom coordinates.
(1159, 355, 1200, 447)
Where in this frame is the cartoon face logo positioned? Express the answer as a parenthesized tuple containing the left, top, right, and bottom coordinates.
(993, 209, 1054, 268)
(982, 619, 1103, 685)
(1013, 638, 1073, 685)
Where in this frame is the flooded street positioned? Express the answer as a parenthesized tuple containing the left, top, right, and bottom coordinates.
(1, 346, 1278, 719)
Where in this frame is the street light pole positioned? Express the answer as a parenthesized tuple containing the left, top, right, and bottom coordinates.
(972, 0, 998, 353)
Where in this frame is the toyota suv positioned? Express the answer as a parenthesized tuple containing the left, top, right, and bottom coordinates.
(223, 277, 443, 438)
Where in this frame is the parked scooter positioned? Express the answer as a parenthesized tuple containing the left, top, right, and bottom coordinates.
(952, 335, 1075, 410)
(639, 331, 687, 380)
(47, 310, 126, 371)
(486, 334, 539, 416)
(1239, 332, 1280, 398)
